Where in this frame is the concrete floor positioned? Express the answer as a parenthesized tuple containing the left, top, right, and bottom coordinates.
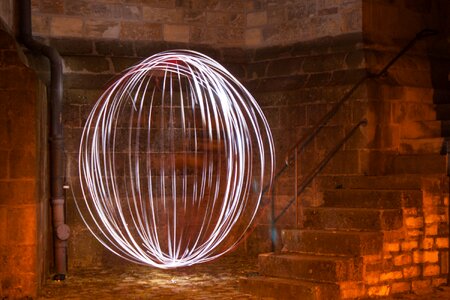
(38, 255, 450, 299)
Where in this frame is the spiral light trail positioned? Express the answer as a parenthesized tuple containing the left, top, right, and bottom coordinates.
(76, 50, 275, 268)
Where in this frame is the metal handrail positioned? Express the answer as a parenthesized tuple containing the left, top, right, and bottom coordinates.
(274, 119, 367, 224)
(265, 28, 438, 249)
(283, 28, 439, 166)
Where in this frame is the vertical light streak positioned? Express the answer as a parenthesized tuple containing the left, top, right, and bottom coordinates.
(76, 50, 275, 268)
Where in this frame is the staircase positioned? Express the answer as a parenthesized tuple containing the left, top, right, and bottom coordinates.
(240, 174, 425, 299)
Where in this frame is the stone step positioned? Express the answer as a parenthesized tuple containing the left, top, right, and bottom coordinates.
(400, 137, 446, 154)
(258, 252, 362, 282)
(281, 229, 383, 256)
(240, 275, 340, 300)
(387, 153, 446, 174)
(318, 174, 422, 190)
(303, 207, 403, 231)
(322, 189, 422, 209)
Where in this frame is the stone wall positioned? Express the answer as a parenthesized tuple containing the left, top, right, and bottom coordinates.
(30, 0, 362, 47)
(0, 27, 48, 298)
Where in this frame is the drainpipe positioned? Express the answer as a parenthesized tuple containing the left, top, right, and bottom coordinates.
(18, 0, 69, 281)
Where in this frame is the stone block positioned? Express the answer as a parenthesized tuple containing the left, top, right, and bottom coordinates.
(245, 28, 262, 47)
(64, 74, 115, 89)
(0, 181, 36, 205)
(391, 282, 411, 294)
(258, 252, 362, 282)
(9, 149, 36, 179)
(302, 53, 346, 73)
(49, 38, 94, 55)
(413, 251, 439, 263)
(0, 150, 7, 178)
(163, 24, 189, 43)
(281, 229, 383, 256)
(85, 20, 120, 39)
(122, 4, 143, 19)
(142, 6, 183, 23)
(403, 265, 420, 278)
(379, 271, 402, 282)
(111, 57, 141, 73)
(31, 15, 50, 36)
(247, 11, 267, 27)
(436, 237, 449, 249)
(401, 240, 418, 251)
(411, 279, 432, 294)
(367, 285, 390, 297)
(245, 62, 267, 80)
(120, 22, 162, 41)
(38, 0, 64, 14)
(50, 17, 84, 37)
(424, 264, 440, 276)
(393, 254, 412, 266)
(6, 206, 37, 245)
(266, 58, 302, 77)
(63, 56, 111, 74)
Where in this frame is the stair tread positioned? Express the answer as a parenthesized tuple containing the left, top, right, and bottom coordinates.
(240, 275, 340, 300)
(261, 252, 357, 262)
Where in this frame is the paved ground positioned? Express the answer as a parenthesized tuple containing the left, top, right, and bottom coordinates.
(38, 255, 450, 299)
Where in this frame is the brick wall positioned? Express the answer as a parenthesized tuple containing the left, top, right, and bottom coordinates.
(0, 27, 48, 298)
(30, 0, 362, 47)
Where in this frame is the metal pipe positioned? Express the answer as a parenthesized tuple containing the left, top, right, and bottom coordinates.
(18, 0, 69, 281)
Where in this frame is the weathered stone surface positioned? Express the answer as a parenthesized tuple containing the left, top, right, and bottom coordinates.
(85, 20, 120, 39)
(49, 38, 94, 55)
(50, 17, 84, 37)
(63, 56, 111, 74)
(240, 276, 339, 300)
(303, 207, 403, 231)
(120, 22, 162, 40)
(95, 40, 135, 57)
(258, 252, 362, 282)
(282, 229, 383, 256)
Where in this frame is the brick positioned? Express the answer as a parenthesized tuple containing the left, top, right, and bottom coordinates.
(425, 214, 441, 224)
(421, 238, 434, 250)
(403, 265, 420, 278)
(365, 272, 380, 284)
(63, 56, 111, 74)
(391, 282, 411, 294)
(367, 285, 390, 297)
(49, 38, 94, 55)
(245, 28, 262, 47)
(120, 22, 162, 40)
(436, 238, 449, 249)
(385, 243, 403, 253)
(424, 264, 440, 276)
(413, 251, 439, 263)
(39, 0, 64, 14)
(50, 17, 84, 37)
(111, 57, 141, 73)
(393, 254, 412, 266)
(379, 271, 402, 282)
(31, 15, 50, 36)
(425, 224, 438, 235)
(401, 240, 418, 251)
(266, 58, 302, 77)
(85, 20, 120, 39)
(405, 217, 423, 229)
(142, 7, 183, 23)
(302, 53, 346, 73)
(411, 279, 432, 293)
(163, 24, 189, 43)
(432, 277, 447, 287)
(95, 40, 135, 57)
